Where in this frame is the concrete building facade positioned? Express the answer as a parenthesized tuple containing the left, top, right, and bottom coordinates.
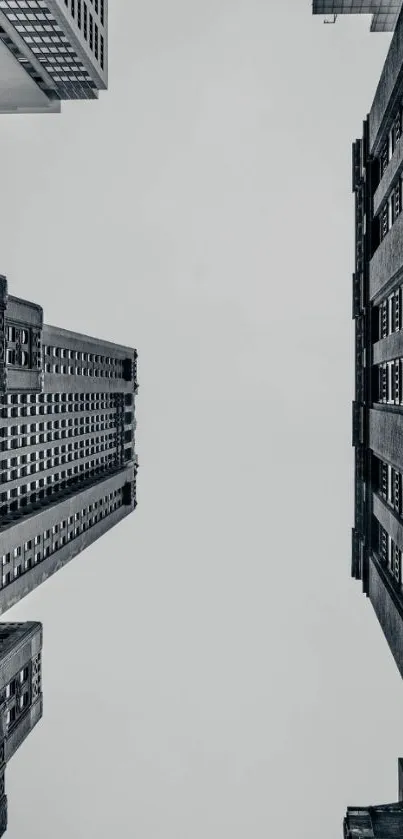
(0, 0, 107, 114)
(0, 621, 43, 837)
(344, 760, 403, 838)
(312, 1, 402, 32)
(0, 275, 138, 614)
(352, 3, 403, 679)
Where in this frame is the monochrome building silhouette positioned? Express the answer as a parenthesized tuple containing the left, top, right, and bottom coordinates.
(0, 0, 107, 114)
(352, 2, 403, 680)
(312, 0, 402, 32)
(0, 275, 138, 614)
(0, 621, 43, 837)
(344, 760, 403, 838)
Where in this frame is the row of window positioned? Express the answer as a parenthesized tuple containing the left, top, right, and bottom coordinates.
(377, 359, 403, 404)
(0, 392, 119, 421)
(3, 661, 35, 734)
(377, 457, 402, 516)
(64, 0, 105, 67)
(0, 435, 118, 484)
(0, 488, 123, 589)
(0, 391, 127, 406)
(378, 522, 402, 585)
(379, 108, 402, 180)
(0, 459, 121, 520)
(43, 346, 124, 378)
(378, 287, 402, 339)
(0, 451, 118, 508)
(0, 415, 117, 434)
(0, 418, 118, 443)
(44, 361, 122, 378)
(379, 177, 402, 242)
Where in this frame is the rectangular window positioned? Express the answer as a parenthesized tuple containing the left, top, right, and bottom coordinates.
(393, 469, 401, 514)
(394, 110, 402, 148)
(393, 289, 401, 332)
(77, 0, 82, 28)
(379, 523, 388, 563)
(89, 13, 93, 50)
(393, 543, 402, 583)
(394, 359, 401, 404)
(380, 300, 389, 338)
(100, 0, 104, 25)
(387, 462, 393, 503)
(381, 202, 389, 240)
(71, 0, 75, 17)
(83, 2, 88, 39)
(378, 364, 387, 403)
(381, 141, 389, 177)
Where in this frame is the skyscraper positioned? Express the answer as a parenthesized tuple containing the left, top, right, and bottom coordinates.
(312, 0, 402, 32)
(0, 621, 43, 837)
(0, 0, 107, 114)
(0, 274, 138, 614)
(344, 760, 403, 838)
(352, 3, 403, 678)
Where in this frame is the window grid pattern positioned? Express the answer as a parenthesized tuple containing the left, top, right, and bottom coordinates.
(377, 521, 402, 586)
(379, 107, 402, 181)
(43, 345, 124, 378)
(0, 487, 123, 591)
(65, 0, 105, 68)
(0, 0, 99, 99)
(378, 287, 403, 339)
(0, 391, 129, 517)
(379, 175, 403, 243)
(3, 661, 31, 734)
(377, 457, 402, 517)
(376, 359, 403, 404)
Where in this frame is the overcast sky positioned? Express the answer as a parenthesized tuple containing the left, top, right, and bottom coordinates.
(0, 1, 400, 837)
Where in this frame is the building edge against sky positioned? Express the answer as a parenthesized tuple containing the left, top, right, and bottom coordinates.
(0, 0, 107, 114)
(0, 274, 138, 615)
(344, 760, 403, 838)
(351, 0, 403, 679)
(312, 0, 402, 32)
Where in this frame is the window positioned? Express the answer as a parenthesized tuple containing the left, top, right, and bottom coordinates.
(393, 469, 401, 514)
(379, 523, 389, 564)
(381, 202, 389, 240)
(381, 141, 389, 177)
(380, 300, 389, 338)
(392, 180, 401, 223)
(393, 543, 402, 583)
(394, 359, 401, 404)
(394, 289, 401, 332)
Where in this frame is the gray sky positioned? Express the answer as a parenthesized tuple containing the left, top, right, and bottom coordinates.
(0, 1, 399, 836)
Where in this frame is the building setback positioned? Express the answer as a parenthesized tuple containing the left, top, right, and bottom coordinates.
(0, 0, 108, 114)
(0, 275, 138, 614)
(344, 760, 403, 838)
(0, 621, 43, 837)
(312, 0, 402, 32)
(352, 3, 403, 679)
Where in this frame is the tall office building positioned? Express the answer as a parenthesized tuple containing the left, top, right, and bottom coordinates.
(312, 0, 402, 32)
(0, 275, 138, 614)
(0, 621, 43, 837)
(352, 3, 403, 678)
(0, 0, 107, 114)
(344, 760, 403, 838)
